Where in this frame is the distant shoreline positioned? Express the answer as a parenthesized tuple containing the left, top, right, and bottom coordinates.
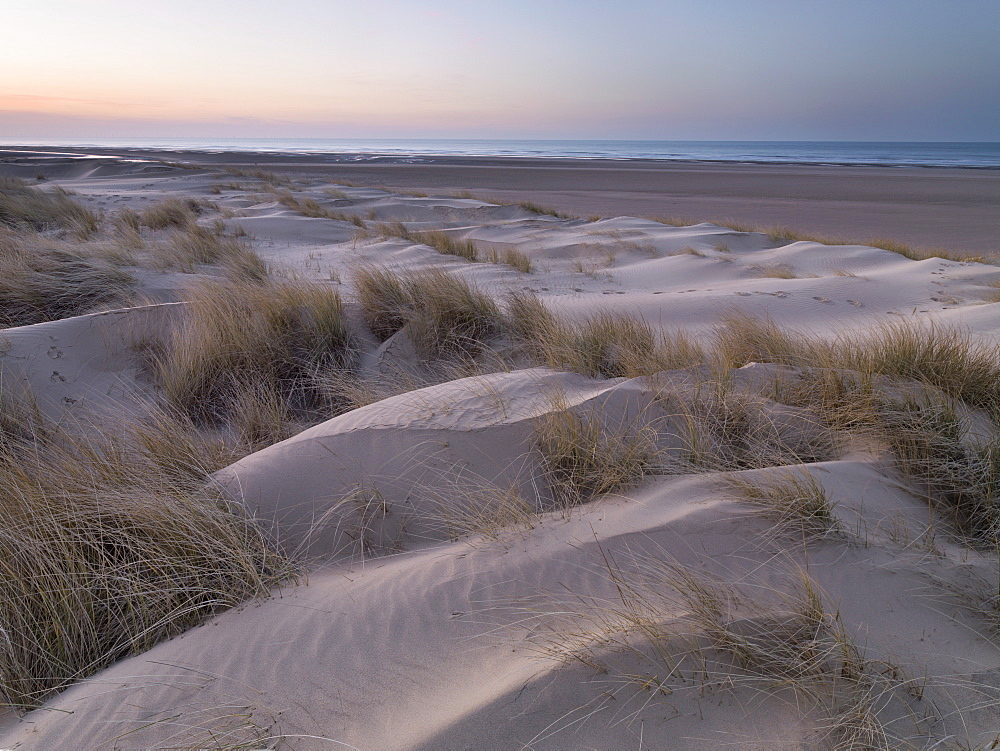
(3, 145, 999, 254)
(2, 142, 1000, 170)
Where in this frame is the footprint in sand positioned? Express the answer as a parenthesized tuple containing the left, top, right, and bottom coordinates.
(813, 296, 833, 303)
(847, 299, 864, 307)
(734, 291, 751, 296)
(47, 346, 63, 359)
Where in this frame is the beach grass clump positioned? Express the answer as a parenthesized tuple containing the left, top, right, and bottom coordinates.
(729, 469, 839, 537)
(552, 312, 703, 379)
(714, 314, 1000, 409)
(504, 291, 702, 378)
(353, 265, 413, 340)
(880, 396, 1000, 538)
(501, 248, 533, 273)
(713, 312, 817, 371)
(139, 197, 203, 230)
(110, 207, 144, 251)
(534, 401, 660, 508)
(836, 320, 1000, 409)
(0, 227, 134, 328)
(772, 367, 884, 434)
(412, 229, 479, 262)
(504, 288, 562, 358)
(516, 200, 573, 219)
(152, 220, 265, 277)
(504, 290, 705, 378)
(751, 262, 798, 279)
(221, 167, 291, 186)
(352, 265, 502, 359)
(554, 312, 671, 379)
(864, 236, 984, 263)
(665, 383, 837, 473)
(376, 222, 480, 262)
(645, 215, 692, 227)
(0, 178, 98, 238)
(536, 552, 918, 747)
(0, 397, 293, 709)
(483, 246, 533, 272)
(274, 190, 367, 227)
(149, 278, 357, 432)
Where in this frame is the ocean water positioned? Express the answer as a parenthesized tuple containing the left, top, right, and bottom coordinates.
(6, 138, 1000, 168)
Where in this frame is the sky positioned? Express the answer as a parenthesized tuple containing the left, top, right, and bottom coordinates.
(2, 0, 998, 141)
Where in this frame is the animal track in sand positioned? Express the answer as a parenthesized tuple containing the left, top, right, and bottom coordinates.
(847, 299, 864, 307)
(812, 296, 833, 303)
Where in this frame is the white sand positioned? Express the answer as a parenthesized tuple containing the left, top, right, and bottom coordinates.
(3, 162, 1000, 749)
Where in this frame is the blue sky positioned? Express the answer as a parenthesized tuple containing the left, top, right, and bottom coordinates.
(1, 0, 997, 140)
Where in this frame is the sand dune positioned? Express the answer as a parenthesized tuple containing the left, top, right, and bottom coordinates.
(3, 157, 1000, 749)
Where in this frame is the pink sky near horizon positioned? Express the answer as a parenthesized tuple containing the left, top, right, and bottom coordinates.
(3, 0, 998, 141)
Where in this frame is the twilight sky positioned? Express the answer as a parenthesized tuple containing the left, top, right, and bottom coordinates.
(2, 0, 998, 141)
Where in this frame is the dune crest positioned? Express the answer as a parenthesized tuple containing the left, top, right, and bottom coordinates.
(2, 158, 1000, 749)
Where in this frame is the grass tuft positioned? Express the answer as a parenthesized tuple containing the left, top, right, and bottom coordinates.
(0, 396, 293, 709)
(139, 197, 203, 230)
(729, 469, 840, 537)
(506, 295, 703, 379)
(0, 227, 134, 327)
(148, 278, 357, 434)
(880, 396, 1000, 539)
(352, 265, 501, 359)
(714, 313, 1000, 410)
(535, 400, 660, 508)
(664, 382, 837, 472)
(0, 178, 98, 238)
(751, 263, 798, 279)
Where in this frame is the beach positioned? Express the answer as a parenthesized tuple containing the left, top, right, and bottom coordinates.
(2, 151, 1000, 748)
(5, 145, 999, 254)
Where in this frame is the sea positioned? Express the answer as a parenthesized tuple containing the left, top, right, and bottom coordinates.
(5, 138, 1000, 169)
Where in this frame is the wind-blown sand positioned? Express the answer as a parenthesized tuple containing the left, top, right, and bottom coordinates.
(3, 153, 1000, 749)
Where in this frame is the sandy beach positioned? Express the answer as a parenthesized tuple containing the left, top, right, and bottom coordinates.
(5, 145, 999, 254)
(3, 151, 1000, 748)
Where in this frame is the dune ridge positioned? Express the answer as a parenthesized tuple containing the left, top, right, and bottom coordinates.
(1, 157, 1000, 748)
